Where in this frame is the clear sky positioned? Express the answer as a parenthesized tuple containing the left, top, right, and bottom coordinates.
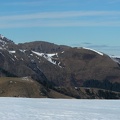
(0, 0, 120, 55)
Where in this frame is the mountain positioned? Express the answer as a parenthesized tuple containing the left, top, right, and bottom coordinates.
(0, 34, 14, 50)
(0, 34, 120, 99)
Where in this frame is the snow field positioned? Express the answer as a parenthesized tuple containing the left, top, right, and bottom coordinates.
(0, 98, 120, 120)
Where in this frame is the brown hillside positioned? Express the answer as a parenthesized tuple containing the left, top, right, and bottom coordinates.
(38, 47, 120, 87)
(0, 77, 72, 98)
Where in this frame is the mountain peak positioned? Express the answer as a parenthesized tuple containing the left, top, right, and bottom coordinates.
(0, 34, 4, 39)
(0, 34, 14, 49)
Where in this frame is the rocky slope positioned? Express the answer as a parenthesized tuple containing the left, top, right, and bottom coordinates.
(0, 34, 120, 99)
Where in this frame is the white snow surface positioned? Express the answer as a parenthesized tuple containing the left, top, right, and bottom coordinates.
(9, 51, 16, 54)
(81, 47, 104, 56)
(32, 51, 57, 65)
(0, 98, 120, 120)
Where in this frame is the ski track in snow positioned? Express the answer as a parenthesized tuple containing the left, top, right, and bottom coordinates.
(0, 98, 120, 120)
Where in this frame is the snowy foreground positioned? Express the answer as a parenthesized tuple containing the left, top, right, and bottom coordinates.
(0, 98, 120, 120)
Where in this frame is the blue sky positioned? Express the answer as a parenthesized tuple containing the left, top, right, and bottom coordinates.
(0, 0, 120, 55)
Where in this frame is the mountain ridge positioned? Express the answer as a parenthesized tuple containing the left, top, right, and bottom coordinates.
(0, 34, 120, 99)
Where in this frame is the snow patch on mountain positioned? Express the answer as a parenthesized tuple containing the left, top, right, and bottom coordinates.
(32, 51, 59, 66)
(9, 51, 16, 54)
(58, 62, 62, 68)
(82, 47, 104, 56)
(14, 55, 18, 60)
(21, 77, 33, 82)
(47, 53, 57, 57)
(19, 49, 26, 53)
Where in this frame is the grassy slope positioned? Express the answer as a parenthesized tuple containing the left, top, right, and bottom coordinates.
(0, 77, 72, 98)
(0, 77, 120, 99)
